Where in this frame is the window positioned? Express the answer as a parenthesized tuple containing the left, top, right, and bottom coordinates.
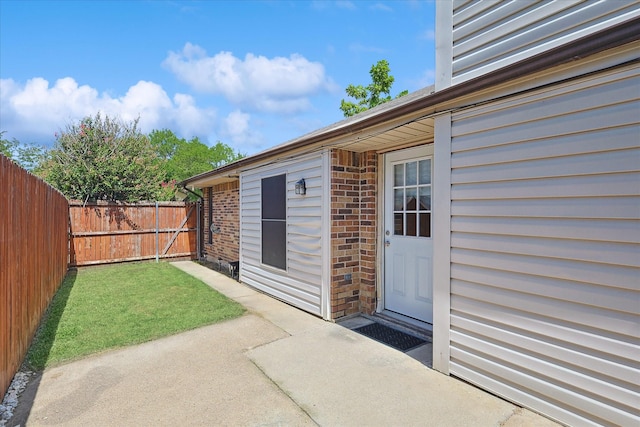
(261, 174, 287, 269)
(393, 159, 431, 237)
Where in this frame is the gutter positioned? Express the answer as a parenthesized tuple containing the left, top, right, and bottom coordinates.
(180, 16, 640, 187)
(181, 184, 203, 201)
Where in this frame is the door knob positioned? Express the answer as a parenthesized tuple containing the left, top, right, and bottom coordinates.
(385, 240, 391, 247)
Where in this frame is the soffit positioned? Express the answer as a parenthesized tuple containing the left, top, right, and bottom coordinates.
(187, 173, 240, 189)
(331, 116, 435, 153)
(339, 118, 434, 152)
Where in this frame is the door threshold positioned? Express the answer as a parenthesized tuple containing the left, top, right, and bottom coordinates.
(371, 311, 433, 341)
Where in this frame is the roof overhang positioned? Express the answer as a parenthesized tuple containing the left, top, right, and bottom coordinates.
(182, 16, 640, 189)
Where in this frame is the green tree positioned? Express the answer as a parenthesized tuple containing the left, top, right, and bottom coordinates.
(339, 59, 409, 117)
(0, 131, 48, 172)
(43, 113, 165, 202)
(149, 129, 244, 200)
(16, 143, 48, 172)
(0, 131, 17, 157)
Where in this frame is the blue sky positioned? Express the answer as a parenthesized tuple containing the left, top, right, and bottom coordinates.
(0, 0, 435, 155)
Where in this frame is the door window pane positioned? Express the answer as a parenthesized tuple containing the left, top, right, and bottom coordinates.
(394, 213, 404, 235)
(406, 162, 417, 185)
(394, 189, 404, 211)
(394, 164, 404, 186)
(419, 187, 431, 211)
(406, 213, 417, 236)
(419, 213, 431, 237)
(419, 160, 431, 185)
(406, 187, 417, 210)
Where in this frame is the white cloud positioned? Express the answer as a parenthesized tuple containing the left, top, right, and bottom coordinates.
(0, 77, 216, 143)
(335, 1, 356, 10)
(218, 109, 263, 151)
(311, 0, 357, 11)
(310, 1, 330, 10)
(420, 29, 435, 41)
(371, 2, 393, 12)
(348, 43, 387, 54)
(163, 43, 337, 114)
(172, 93, 216, 138)
(416, 68, 436, 88)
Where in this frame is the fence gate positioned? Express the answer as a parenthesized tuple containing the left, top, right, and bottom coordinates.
(69, 201, 200, 266)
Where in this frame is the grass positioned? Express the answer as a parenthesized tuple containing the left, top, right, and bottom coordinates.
(26, 262, 245, 369)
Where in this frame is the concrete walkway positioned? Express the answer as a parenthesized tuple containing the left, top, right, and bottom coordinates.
(10, 261, 560, 426)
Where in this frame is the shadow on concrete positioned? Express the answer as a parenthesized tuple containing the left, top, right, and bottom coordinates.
(5, 269, 78, 426)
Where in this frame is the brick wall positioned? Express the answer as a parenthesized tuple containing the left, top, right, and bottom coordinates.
(203, 181, 240, 264)
(330, 149, 378, 319)
(359, 151, 378, 314)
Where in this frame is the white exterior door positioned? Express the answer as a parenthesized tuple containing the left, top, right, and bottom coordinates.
(384, 145, 433, 323)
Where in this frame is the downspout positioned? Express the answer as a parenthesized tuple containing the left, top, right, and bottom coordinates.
(181, 185, 205, 261)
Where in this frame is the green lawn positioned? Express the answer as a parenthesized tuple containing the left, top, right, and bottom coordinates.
(26, 262, 245, 369)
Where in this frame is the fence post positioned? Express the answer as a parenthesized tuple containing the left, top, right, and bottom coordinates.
(155, 201, 159, 263)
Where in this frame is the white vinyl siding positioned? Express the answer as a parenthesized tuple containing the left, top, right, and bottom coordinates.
(240, 152, 326, 316)
(449, 0, 640, 85)
(448, 63, 640, 426)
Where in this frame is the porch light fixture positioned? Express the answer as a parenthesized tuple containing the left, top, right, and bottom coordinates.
(295, 178, 306, 195)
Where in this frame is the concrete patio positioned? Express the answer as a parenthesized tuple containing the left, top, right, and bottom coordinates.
(7, 261, 560, 426)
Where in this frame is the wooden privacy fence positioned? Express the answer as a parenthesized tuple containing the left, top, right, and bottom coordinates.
(69, 201, 200, 266)
(2, 163, 201, 399)
(1, 155, 69, 401)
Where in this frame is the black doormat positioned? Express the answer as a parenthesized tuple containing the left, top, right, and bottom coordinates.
(353, 322, 427, 352)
